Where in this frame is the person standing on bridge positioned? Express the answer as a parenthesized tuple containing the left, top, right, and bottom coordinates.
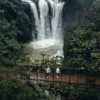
(46, 66, 51, 78)
(56, 67, 60, 78)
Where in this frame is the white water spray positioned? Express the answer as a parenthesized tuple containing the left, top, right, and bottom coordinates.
(22, 0, 65, 59)
(39, 0, 50, 39)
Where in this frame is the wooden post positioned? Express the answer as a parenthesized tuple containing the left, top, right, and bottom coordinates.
(45, 69, 46, 80)
(68, 69, 71, 90)
(77, 76, 79, 88)
(37, 67, 38, 82)
(52, 68, 54, 82)
(61, 69, 62, 82)
(69, 75, 71, 82)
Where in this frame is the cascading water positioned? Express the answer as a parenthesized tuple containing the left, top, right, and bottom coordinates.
(22, 0, 64, 41)
(39, 0, 50, 40)
(48, 0, 64, 40)
(22, 0, 65, 59)
(22, 0, 40, 39)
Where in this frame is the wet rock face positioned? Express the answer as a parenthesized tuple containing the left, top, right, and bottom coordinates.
(63, 0, 94, 28)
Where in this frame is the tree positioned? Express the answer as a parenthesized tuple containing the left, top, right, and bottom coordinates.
(63, 23, 100, 69)
(63, 1, 100, 69)
(0, 76, 35, 100)
(0, 67, 47, 100)
(84, 1, 100, 32)
(0, 20, 25, 66)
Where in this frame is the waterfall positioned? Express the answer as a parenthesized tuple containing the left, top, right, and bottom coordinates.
(22, 0, 65, 42)
(22, 0, 40, 39)
(39, 0, 50, 40)
(49, 0, 65, 40)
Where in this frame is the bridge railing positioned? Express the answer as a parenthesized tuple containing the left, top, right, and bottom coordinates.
(23, 64, 100, 76)
(22, 64, 100, 86)
(20, 64, 100, 90)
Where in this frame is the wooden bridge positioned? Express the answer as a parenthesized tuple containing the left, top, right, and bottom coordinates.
(22, 65, 100, 91)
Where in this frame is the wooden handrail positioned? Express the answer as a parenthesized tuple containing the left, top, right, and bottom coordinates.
(21, 77, 100, 90)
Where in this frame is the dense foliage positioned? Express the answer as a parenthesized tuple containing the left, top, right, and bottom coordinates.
(0, 0, 49, 99)
(0, 1, 37, 98)
(0, 67, 47, 100)
(0, 0, 32, 66)
(63, 1, 100, 69)
(0, 0, 100, 99)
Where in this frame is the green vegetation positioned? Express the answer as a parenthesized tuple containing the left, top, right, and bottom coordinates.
(63, 2, 100, 70)
(0, 0, 47, 99)
(0, 0, 100, 99)
(0, 0, 32, 66)
(0, 67, 47, 100)
(37, 84, 99, 100)
(0, 77, 34, 100)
